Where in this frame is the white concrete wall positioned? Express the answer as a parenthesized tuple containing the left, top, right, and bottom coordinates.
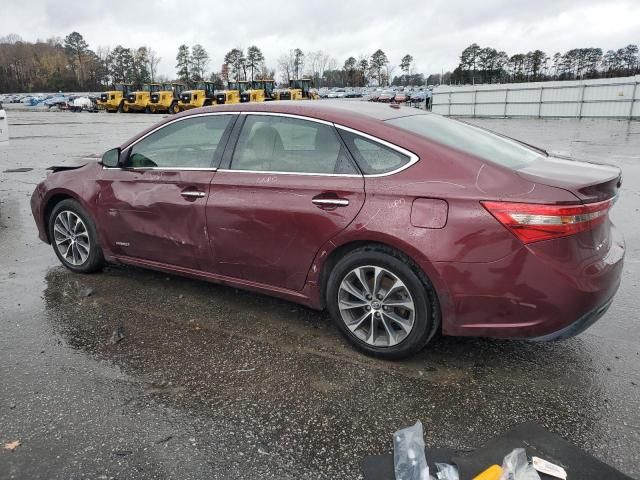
(0, 107, 8, 142)
(432, 75, 640, 118)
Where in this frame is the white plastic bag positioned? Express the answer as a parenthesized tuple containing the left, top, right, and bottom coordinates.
(393, 421, 429, 480)
(435, 462, 459, 480)
(499, 448, 541, 480)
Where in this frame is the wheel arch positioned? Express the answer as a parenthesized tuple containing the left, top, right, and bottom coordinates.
(42, 189, 94, 243)
(316, 238, 444, 330)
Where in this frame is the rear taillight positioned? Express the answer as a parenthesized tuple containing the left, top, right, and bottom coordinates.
(481, 199, 614, 244)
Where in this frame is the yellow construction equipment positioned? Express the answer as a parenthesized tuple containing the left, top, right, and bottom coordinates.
(278, 79, 318, 100)
(215, 80, 248, 105)
(98, 83, 133, 113)
(124, 83, 162, 113)
(241, 79, 277, 102)
(178, 81, 216, 111)
(149, 82, 186, 114)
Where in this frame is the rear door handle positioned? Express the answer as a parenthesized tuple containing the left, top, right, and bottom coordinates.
(312, 198, 349, 207)
(181, 190, 206, 198)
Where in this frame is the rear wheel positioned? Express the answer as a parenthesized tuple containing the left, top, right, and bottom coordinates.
(169, 102, 179, 114)
(117, 101, 124, 113)
(326, 247, 438, 359)
(48, 199, 104, 274)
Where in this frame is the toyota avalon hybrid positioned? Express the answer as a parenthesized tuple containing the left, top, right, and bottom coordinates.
(31, 102, 624, 359)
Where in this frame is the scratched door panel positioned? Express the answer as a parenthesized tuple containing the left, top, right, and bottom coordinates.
(97, 169, 215, 270)
(207, 171, 365, 291)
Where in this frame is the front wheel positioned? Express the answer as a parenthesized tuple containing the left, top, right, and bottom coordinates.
(169, 102, 179, 114)
(48, 199, 104, 273)
(326, 247, 438, 359)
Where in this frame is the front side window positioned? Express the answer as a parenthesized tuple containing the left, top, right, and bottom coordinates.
(339, 130, 411, 175)
(125, 115, 232, 169)
(231, 115, 358, 175)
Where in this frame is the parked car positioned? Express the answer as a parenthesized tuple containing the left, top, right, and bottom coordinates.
(367, 91, 382, 102)
(30, 103, 624, 359)
(393, 92, 409, 103)
(377, 91, 396, 103)
(409, 91, 426, 103)
(44, 95, 70, 109)
(0, 101, 8, 142)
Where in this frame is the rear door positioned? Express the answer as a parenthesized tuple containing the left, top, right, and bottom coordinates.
(97, 113, 236, 270)
(207, 113, 365, 291)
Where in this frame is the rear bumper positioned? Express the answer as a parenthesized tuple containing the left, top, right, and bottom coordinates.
(434, 224, 625, 339)
(527, 294, 616, 341)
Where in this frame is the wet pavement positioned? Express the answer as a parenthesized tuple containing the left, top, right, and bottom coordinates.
(0, 109, 639, 479)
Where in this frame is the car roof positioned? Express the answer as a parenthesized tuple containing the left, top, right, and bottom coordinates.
(122, 102, 430, 149)
(179, 101, 428, 126)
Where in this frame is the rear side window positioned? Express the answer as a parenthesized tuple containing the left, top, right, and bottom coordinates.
(386, 114, 544, 169)
(339, 130, 411, 175)
(231, 115, 358, 175)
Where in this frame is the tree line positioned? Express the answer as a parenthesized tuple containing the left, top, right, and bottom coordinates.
(2, 31, 639, 93)
(0, 31, 424, 92)
(451, 43, 640, 84)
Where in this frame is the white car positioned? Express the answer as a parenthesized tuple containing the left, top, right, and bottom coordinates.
(0, 102, 8, 143)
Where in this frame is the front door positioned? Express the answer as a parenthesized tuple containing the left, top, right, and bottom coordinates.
(96, 113, 236, 270)
(208, 113, 365, 291)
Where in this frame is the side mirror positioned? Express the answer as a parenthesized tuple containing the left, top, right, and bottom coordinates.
(101, 147, 121, 168)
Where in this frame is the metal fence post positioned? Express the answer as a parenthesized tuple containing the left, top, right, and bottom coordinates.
(538, 86, 544, 118)
(472, 90, 477, 118)
(448, 91, 452, 116)
(577, 83, 586, 119)
(503, 89, 509, 117)
(630, 81, 638, 119)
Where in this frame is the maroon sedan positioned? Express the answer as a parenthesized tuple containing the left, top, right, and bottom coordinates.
(31, 103, 624, 359)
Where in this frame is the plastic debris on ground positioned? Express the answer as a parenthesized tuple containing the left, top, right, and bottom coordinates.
(435, 462, 459, 480)
(393, 421, 430, 480)
(499, 448, 541, 480)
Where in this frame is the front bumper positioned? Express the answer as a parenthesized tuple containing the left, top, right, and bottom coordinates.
(30, 185, 48, 243)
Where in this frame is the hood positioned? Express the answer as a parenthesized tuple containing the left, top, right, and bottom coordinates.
(47, 153, 101, 173)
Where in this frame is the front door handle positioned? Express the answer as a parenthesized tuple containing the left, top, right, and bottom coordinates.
(181, 190, 206, 198)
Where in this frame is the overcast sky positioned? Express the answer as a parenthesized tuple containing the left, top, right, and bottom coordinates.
(4, 0, 640, 78)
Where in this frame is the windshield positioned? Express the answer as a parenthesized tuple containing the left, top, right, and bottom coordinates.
(386, 114, 545, 169)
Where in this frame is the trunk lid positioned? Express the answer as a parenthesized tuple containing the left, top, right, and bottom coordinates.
(516, 156, 622, 203)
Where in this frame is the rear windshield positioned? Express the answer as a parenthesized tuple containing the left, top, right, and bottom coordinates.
(386, 114, 545, 169)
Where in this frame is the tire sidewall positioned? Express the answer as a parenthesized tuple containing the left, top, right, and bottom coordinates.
(326, 249, 433, 359)
(48, 199, 104, 273)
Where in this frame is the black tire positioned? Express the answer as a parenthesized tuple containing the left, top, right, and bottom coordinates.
(326, 246, 439, 359)
(48, 199, 105, 274)
(169, 102, 179, 114)
(117, 101, 124, 113)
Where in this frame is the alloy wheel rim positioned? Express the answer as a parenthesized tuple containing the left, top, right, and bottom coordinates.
(53, 210, 90, 266)
(338, 265, 415, 347)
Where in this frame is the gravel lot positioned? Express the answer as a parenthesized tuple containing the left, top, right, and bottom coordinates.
(1, 107, 639, 479)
